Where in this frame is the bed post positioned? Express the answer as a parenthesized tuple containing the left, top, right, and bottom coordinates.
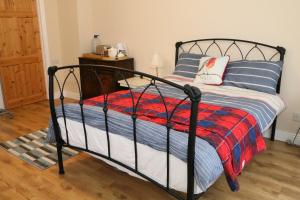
(48, 66, 65, 175)
(271, 46, 285, 141)
(271, 117, 277, 141)
(175, 41, 183, 64)
(184, 85, 201, 200)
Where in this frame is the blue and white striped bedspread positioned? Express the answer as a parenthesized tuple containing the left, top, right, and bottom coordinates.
(48, 83, 277, 192)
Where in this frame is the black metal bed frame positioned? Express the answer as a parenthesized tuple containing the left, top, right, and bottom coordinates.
(48, 38, 285, 200)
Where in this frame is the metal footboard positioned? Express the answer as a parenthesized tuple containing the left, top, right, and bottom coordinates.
(48, 65, 201, 200)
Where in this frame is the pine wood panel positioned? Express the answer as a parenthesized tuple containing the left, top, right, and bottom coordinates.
(0, 63, 45, 108)
(0, 101, 299, 200)
(0, 0, 36, 12)
(0, 0, 46, 109)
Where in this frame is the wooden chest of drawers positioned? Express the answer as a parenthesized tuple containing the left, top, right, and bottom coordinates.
(79, 54, 134, 100)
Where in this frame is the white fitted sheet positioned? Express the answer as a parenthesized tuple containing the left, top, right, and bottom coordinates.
(58, 118, 210, 194)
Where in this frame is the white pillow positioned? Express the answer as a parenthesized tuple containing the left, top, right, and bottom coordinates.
(194, 56, 229, 85)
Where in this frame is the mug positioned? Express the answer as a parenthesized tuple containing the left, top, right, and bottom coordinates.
(108, 47, 118, 58)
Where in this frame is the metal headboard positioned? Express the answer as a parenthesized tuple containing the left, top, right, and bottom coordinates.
(175, 38, 286, 93)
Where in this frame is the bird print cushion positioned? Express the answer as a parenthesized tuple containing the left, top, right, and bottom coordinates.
(194, 56, 230, 85)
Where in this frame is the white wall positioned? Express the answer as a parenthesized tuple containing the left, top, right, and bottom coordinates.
(56, 0, 80, 66)
(77, 0, 94, 54)
(43, 0, 94, 66)
(90, 0, 300, 134)
(43, 0, 62, 66)
(43, 0, 90, 93)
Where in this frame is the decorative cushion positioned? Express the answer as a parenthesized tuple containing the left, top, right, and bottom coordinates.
(194, 56, 230, 85)
(173, 53, 205, 78)
(223, 60, 283, 94)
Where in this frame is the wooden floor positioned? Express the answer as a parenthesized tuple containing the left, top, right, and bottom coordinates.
(0, 100, 299, 200)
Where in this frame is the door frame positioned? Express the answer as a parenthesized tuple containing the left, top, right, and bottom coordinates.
(36, 0, 50, 99)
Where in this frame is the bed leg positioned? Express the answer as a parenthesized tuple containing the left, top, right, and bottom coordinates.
(187, 193, 202, 200)
(271, 117, 277, 141)
(193, 193, 203, 199)
(57, 144, 65, 174)
(187, 193, 194, 200)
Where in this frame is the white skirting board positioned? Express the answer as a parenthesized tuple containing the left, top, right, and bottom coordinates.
(264, 128, 300, 146)
(56, 91, 300, 146)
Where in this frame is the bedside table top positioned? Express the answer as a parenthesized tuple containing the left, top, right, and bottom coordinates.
(118, 76, 151, 89)
(79, 53, 133, 62)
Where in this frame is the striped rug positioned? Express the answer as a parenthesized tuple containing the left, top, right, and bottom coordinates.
(0, 128, 79, 170)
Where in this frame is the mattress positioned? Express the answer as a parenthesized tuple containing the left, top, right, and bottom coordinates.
(58, 118, 207, 194)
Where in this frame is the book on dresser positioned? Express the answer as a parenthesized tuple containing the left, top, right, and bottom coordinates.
(79, 53, 134, 100)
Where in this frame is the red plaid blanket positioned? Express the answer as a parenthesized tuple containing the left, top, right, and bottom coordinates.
(85, 90, 266, 191)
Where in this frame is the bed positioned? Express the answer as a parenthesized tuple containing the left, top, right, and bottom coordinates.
(48, 38, 286, 200)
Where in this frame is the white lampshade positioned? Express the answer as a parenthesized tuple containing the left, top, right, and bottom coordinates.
(151, 53, 163, 68)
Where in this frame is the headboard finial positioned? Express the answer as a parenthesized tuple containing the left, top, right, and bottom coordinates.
(175, 41, 183, 48)
(175, 41, 183, 64)
(276, 46, 286, 61)
(48, 66, 58, 75)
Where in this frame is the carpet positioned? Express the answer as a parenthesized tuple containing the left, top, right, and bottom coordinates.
(0, 128, 79, 170)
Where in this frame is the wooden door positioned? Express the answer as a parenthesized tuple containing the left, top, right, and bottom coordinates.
(0, 0, 46, 108)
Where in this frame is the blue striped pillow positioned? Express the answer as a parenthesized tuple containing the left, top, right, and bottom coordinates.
(223, 60, 283, 94)
(173, 53, 205, 78)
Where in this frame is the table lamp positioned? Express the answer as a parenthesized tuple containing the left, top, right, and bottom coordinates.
(151, 53, 163, 77)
